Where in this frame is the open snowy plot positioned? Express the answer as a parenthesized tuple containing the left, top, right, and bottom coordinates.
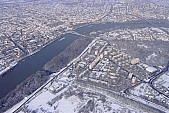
(23, 81, 69, 113)
(55, 95, 83, 113)
(25, 91, 84, 113)
(130, 83, 159, 97)
(21, 83, 145, 113)
(154, 72, 169, 90)
(25, 90, 58, 112)
(95, 98, 123, 113)
(130, 83, 148, 96)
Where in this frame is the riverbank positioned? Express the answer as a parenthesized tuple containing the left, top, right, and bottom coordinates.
(44, 37, 92, 72)
(0, 70, 50, 112)
(0, 36, 92, 112)
(0, 61, 18, 78)
(0, 21, 92, 78)
(0, 35, 63, 78)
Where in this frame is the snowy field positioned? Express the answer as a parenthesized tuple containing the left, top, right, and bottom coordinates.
(21, 81, 144, 113)
(154, 72, 169, 90)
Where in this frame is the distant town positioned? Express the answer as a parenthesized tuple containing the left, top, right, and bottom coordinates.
(0, 0, 169, 113)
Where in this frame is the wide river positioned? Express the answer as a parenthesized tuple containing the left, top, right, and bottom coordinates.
(0, 19, 169, 99)
(0, 33, 79, 99)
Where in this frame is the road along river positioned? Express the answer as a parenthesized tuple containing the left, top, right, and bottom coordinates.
(1, 19, 169, 99)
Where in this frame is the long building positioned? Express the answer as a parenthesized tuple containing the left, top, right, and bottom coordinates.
(89, 56, 100, 70)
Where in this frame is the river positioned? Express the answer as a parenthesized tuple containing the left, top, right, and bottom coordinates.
(0, 33, 79, 99)
(1, 19, 169, 99)
(75, 19, 169, 34)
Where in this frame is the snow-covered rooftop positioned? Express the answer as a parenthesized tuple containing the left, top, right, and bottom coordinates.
(146, 66, 157, 73)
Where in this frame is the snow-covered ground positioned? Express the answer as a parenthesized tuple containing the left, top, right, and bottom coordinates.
(129, 82, 169, 112)
(130, 83, 160, 98)
(23, 85, 143, 113)
(23, 79, 70, 113)
(154, 72, 169, 90)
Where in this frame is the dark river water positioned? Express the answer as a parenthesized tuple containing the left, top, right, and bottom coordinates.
(1, 19, 169, 99)
(0, 33, 79, 99)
